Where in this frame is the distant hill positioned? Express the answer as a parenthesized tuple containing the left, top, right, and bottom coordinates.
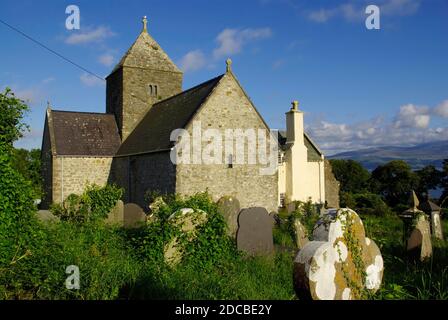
(328, 140, 448, 171)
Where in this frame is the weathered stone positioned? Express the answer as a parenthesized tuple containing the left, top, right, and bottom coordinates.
(407, 214, 432, 262)
(292, 219, 309, 249)
(431, 211, 444, 240)
(294, 208, 384, 300)
(164, 208, 208, 266)
(106, 200, 124, 225)
(217, 196, 240, 238)
(36, 210, 60, 223)
(148, 196, 166, 214)
(287, 202, 297, 214)
(324, 159, 340, 208)
(236, 207, 274, 256)
(123, 203, 146, 228)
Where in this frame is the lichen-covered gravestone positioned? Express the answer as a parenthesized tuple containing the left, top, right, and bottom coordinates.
(407, 214, 432, 262)
(292, 219, 309, 249)
(217, 196, 240, 238)
(236, 207, 274, 256)
(164, 208, 208, 266)
(123, 203, 146, 228)
(293, 208, 383, 300)
(106, 200, 124, 226)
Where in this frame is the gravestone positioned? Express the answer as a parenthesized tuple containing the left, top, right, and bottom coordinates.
(407, 214, 432, 262)
(287, 202, 297, 214)
(292, 219, 309, 249)
(36, 210, 60, 223)
(106, 200, 124, 226)
(164, 208, 208, 266)
(123, 203, 146, 228)
(293, 208, 383, 300)
(217, 196, 240, 238)
(236, 207, 274, 256)
(431, 211, 444, 240)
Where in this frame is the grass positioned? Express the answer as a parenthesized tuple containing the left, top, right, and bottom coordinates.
(2, 210, 447, 300)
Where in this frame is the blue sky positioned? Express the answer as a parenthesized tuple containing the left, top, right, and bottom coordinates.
(1, 0, 447, 155)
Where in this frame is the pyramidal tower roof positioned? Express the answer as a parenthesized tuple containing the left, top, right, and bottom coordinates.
(109, 16, 181, 75)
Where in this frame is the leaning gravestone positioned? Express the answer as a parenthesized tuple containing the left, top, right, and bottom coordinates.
(236, 207, 274, 256)
(217, 196, 240, 238)
(164, 208, 208, 266)
(293, 208, 383, 300)
(407, 214, 432, 262)
(106, 200, 124, 226)
(292, 219, 309, 249)
(123, 203, 146, 228)
(431, 211, 444, 240)
(36, 210, 60, 223)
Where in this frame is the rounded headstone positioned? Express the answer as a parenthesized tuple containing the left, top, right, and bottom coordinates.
(123, 203, 146, 229)
(236, 207, 274, 256)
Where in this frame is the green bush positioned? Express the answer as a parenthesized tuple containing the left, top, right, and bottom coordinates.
(50, 184, 123, 223)
(352, 193, 393, 216)
(288, 199, 321, 238)
(0, 145, 41, 268)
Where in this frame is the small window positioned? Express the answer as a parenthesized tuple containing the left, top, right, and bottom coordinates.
(148, 84, 158, 97)
(228, 154, 233, 168)
(278, 152, 285, 164)
(280, 193, 286, 208)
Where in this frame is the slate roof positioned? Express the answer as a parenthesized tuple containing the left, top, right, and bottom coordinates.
(116, 75, 224, 156)
(278, 130, 323, 161)
(49, 110, 121, 156)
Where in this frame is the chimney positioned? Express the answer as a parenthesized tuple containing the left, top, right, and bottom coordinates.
(286, 100, 304, 146)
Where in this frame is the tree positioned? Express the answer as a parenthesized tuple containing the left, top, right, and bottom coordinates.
(415, 165, 442, 197)
(12, 148, 42, 197)
(329, 159, 371, 193)
(440, 159, 448, 205)
(0, 88, 29, 150)
(370, 160, 418, 208)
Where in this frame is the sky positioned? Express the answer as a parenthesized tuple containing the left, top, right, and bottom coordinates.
(1, 0, 447, 155)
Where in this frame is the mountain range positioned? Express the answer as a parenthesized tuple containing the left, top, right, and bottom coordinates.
(328, 140, 448, 171)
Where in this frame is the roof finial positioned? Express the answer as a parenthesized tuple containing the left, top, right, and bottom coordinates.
(47, 100, 51, 110)
(291, 100, 299, 111)
(142, 16, 148, 32)
(226, 58, 232, 73)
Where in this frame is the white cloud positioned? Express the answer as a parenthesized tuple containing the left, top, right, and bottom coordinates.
(179, 50, 207, 73)
(394, 104, 430, 129)
(80, 73, 105, 87)
(308, 0, 420, 23)
(213, 27, 272, 59)
(65, 26, 115, 45)
(98, 53, 115, 67)
(434, 100, 448, 118)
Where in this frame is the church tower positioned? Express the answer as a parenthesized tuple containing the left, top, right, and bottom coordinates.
(106, 16, 183, 141)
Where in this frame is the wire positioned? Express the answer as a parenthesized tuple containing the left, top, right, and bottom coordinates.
(0, 18, 105, 81)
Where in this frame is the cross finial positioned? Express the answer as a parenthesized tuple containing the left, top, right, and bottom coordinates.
(226, 58, 232, 72)
(142, 16, 148, 32)
(291, 100, 299, 111)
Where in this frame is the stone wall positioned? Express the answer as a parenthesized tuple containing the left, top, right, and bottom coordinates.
(110, 152, 176, 209)
(175, 73, 278, 213)
(324, 159, 340, 208)
(107, 65, 183, 142)
(52, 157, 113, 203)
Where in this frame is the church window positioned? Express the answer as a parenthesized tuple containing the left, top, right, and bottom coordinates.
(280, 193, 286, 208)
(148, 84, 158, 97)
(278, 152, 285, 164)
(228, 154, 233, 168)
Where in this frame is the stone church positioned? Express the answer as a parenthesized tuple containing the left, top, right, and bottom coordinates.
(41, 18, 339, 213)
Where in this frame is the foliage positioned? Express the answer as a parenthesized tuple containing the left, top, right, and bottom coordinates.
(0, 88, 29, 149)
(329, 159, 371, 193)
(0, 222, 141, 299)
(11, 148, 42, 197)
(351, 193, 393, 216)
(415, 165, 442, 196)
(0, 145, 40, 267)
(370, 160, 419, 208)
(287, 199, 321, 240)
(50, 184, 123, 223)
